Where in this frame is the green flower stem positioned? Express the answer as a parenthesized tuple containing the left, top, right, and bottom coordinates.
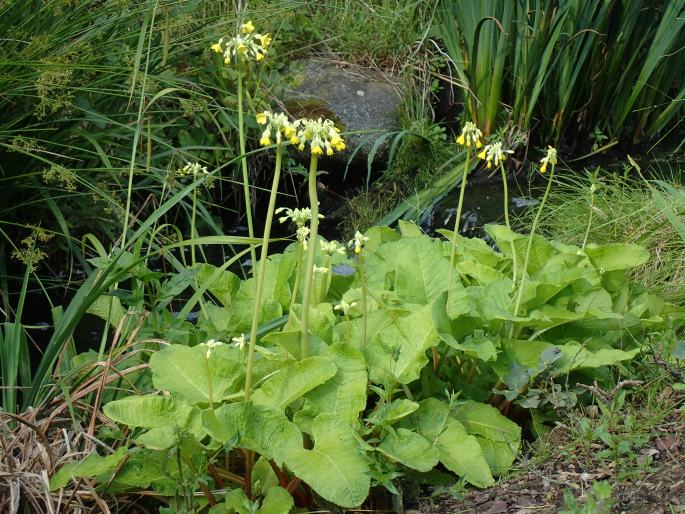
(582, 183, 596, 251)
(286, 240, 303, 330)
(319, 255, 331, 303)
(359, 252, 368, 348)
(512, 162, 555, 318)
(244, 144, 283, 401)
(237, 69, 257, 276)
(204, 353, 214, 409)
(300, 154, 320, 359)
(448, 148, 471, 303)
(500, 162, 518, 286)
(191, 184, 198, 266)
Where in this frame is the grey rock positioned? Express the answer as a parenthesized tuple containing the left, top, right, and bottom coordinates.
(283, 58, 401, 169)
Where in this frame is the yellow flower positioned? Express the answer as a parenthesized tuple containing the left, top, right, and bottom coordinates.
(539, 146, 557, 173)
(258, 33, 272, 48)
(256, 112, 268, 125)
(295, 117, 345, 156)
(456, 121, 483, 148)
(214, 23, 269, 65)
(350, 231, 369, 254)
(478, 141, 513, 169)
(260, 135, 271, 146)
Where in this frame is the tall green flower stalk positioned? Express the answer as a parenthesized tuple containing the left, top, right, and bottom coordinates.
(211, 20, 272, 277)
(478, 141, 517, 284)
(296, 117, 346, 358)
(237, 72, 257, 272)
(299, 154, 320, 359)
(278, 208, 313, 329)
(319, 240, 345, 302)
(244, 111, 295, 400)
(179, 162, 208, 266)
(448, 122, 483, 302)
(351, 231, 370, 348)
(513, 146, 558, 318)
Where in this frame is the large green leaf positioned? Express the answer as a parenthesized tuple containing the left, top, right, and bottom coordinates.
(377, 427, 439, 472)
(363, 303, 439, 385)
(451, 400, 521, 445)
(150, 344, 242, 405)
(393, 234, 451, 304)
(476, 437, 519, 475)
(283, 413, 370, 508)
(103, 395, 194, 428)
(195, 263, 240, 306)
(211, 486, 294, 514)
(403, 399, 494, 487)
(303, 343, 367, 423)
(366, 398, 419, 426)
(202, 402, 301, 464)
(584, 243, 649, 272)
(252, 356, 337, 410)
(238, 252, 295, 310)
(50, 448, 128, 490)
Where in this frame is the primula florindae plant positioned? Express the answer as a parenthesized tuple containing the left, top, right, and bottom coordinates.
(49, 28, 685, 514)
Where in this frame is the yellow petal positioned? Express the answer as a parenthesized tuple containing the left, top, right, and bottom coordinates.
(477, 150, 486, 160)
(456, 134, 465, 145)
(476, 140, 483, 148)
(540, 162, 547, 173)
(256, 112, 267, 125)
(241, 20, 255, 33)
(211, 43, 222, 53)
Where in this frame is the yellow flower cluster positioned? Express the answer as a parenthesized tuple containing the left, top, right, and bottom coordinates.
(295, 117, 346, 156)
(477, 141, 514, 169)
(210, 20, 271, 64)
(256, 111, 299, 146)
(539, 146, 558, 173)
(456, 122, 483, 148)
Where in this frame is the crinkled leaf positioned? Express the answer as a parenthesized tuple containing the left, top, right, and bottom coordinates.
(451, 401, 521, 446)
(363, 303, 439, 385)
(377, 427, 439, 472)
(367, 398, 419, 426)
(304, 343, 367, 423)
(403, 399, 494, 488)
(393, 234, 451, 304)
(150, 344, 242, 404)
(195, 264, 240, 306)
(50, 448, 128, 490)
(584, 243, 649, 272)
(476, 437, 519, 475)
(283, 413, 370, 508)
(202, 402, 301, 464)
(104, 395, 193, 428)
(252, 356, 337, 410)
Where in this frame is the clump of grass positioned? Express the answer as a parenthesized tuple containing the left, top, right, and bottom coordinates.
(516, 170, 685, 303)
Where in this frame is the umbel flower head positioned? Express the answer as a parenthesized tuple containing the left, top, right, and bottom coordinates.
(210, 20, 271, 65)
(276, 206, 323, 227)
(320, 239, 346, 256)
(539, 146, 558, 173)
(477, 141, 514, 169)
(179, 162, 208, 176)
(256, 111, 299, 146)
(296, 117, 345, 156)
(456, 122, 483, 148)
(349, 231, 369, 255)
